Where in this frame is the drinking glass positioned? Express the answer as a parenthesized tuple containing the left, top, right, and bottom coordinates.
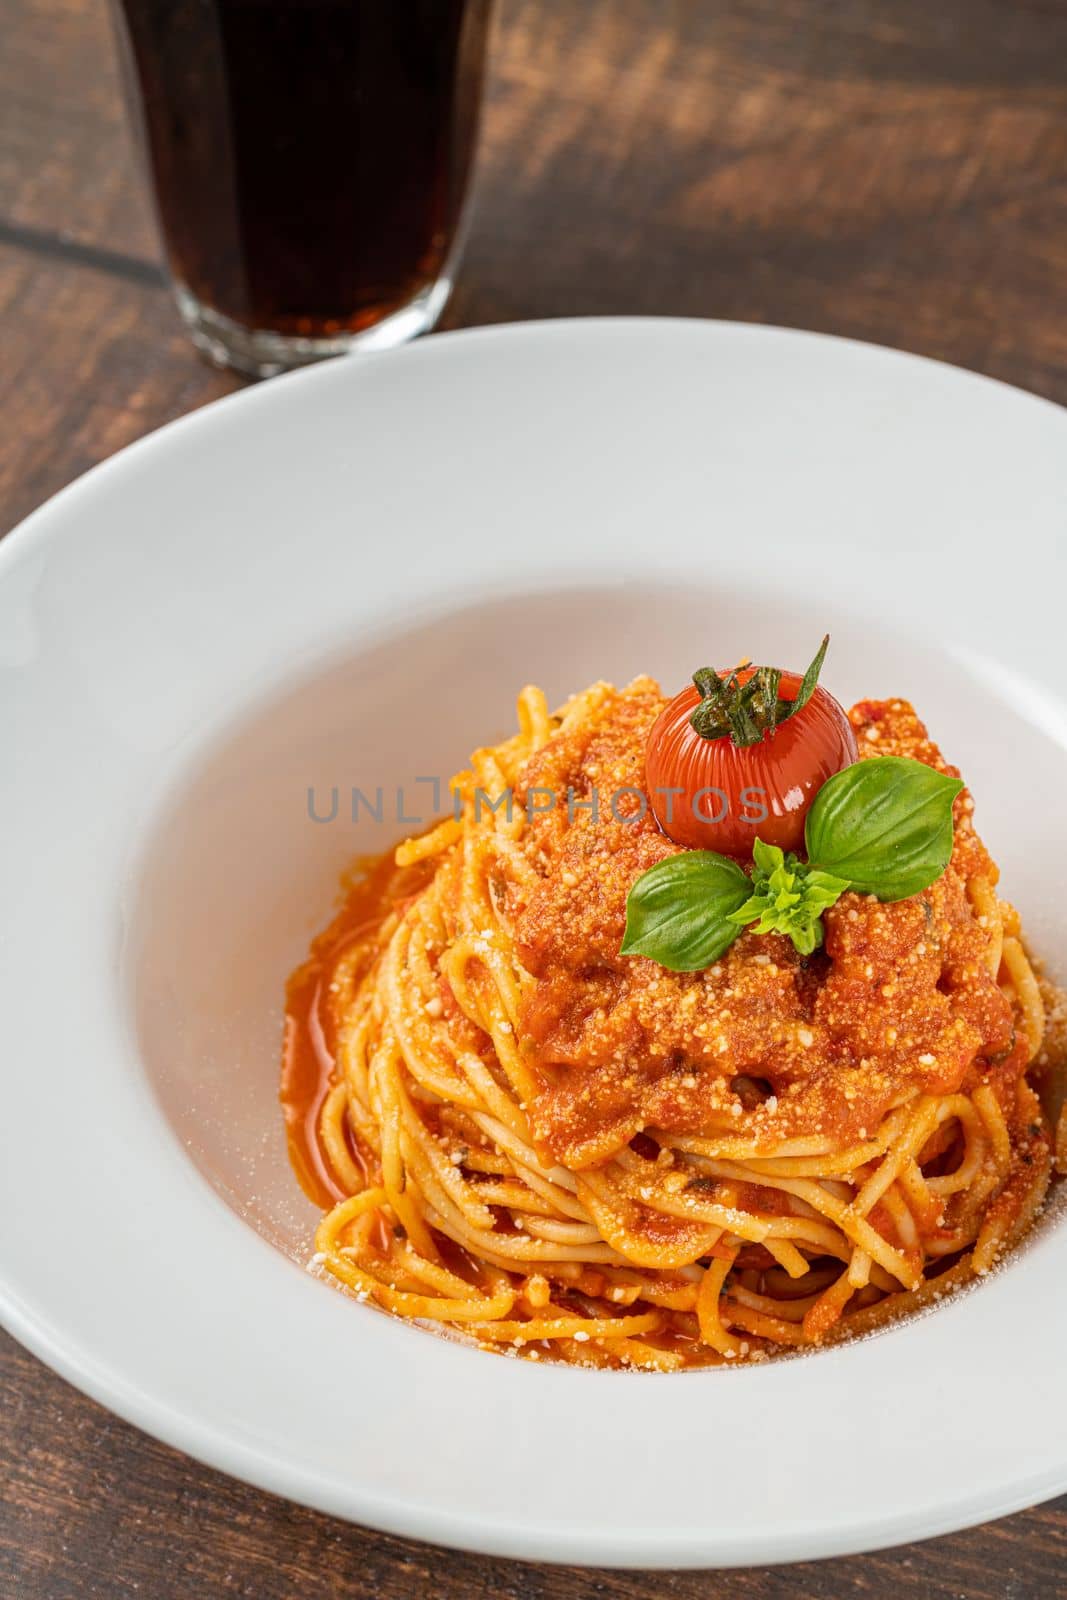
(110, 0, 494, 377)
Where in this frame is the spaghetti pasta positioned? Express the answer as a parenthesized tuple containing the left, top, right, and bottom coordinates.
(282, 680, 1065, 1369)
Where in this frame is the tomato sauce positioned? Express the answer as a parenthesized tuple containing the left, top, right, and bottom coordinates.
(513, 688, 1015, 1169)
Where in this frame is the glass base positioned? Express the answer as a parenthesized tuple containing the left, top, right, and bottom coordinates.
(173, 276, 453, 379)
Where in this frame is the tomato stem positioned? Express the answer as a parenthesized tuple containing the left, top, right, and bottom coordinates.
(689, 635, 830, 747)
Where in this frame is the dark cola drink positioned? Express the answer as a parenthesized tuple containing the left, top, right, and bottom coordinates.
(112, 0, 493, 375)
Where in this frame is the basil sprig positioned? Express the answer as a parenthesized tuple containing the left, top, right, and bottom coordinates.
(725, 839, 849, 957)
(621, 757, 963, 970)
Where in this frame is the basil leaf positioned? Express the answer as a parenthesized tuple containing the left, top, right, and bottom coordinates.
(804, 756, 963, 901)
(751, 837, 784, 877)
(621, 851, 752, 971)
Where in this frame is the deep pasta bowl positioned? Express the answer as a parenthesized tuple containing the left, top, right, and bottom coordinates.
(2, 318, 1066, 1566)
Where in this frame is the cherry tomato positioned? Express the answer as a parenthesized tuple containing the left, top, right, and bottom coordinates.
(646, 668, 857, 857)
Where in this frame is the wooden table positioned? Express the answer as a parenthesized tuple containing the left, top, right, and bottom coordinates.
(3, 1, 1067, 1594)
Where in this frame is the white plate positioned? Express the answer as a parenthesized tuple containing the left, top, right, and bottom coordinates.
(2, 319, 1067, 1569)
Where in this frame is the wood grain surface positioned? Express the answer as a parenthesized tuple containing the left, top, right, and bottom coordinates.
(3, 1, 1067, 1594)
